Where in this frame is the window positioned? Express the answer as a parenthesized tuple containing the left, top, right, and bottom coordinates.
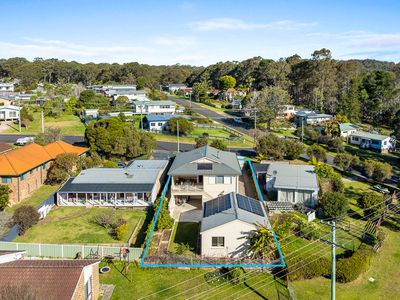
(371, 140, 379, 145)
(215, 176, 224, 184)
(197, 163, 212, 170)
(84, 275, 92, 300)
(212, 237, 225, 247)
(160, 105, 170, 109)
(20, 173, 28, 181)
(158, 122, 163, 126)
(352, 137, 359, 141)
(1, 177, 11, 184)
(9, 111, 17, 118)
(224, 176, 231, 184)
(150, 122, 156, 126)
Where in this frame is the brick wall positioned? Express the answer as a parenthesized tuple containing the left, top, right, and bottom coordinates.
(2, 162, 51, 205)
(91, 264, 100, 300)
(71, 264, 100, 300)
(72, 271, 85, 300)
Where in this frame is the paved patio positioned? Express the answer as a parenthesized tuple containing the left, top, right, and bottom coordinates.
(172, 200, 202, 222)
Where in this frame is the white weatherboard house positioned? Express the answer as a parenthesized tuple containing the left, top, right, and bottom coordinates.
(143, 114, 176, 132)
(255, 163, 319, 208)
(132, 100, 176, 115)
(339, 123, 360, 138)
(168, 146, 241, 211)
(57, 160, 168, 207)
(200, 192, 269, 258)
(112, 90, 148, 102)
(348, 131, 394, 152)
(0, 105, 20, 121)
(294, 110, 333, 126)
(0, 83, 14, 93)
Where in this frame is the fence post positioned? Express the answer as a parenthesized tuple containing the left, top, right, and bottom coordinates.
(39, 244, 42, 257)
(101, 246, 104, 258)
(16, 243, 18, 251)
(82, 246, 85, 258)
(61, 245, 64, 258)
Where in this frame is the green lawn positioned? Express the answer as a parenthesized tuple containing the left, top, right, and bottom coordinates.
(5, 184, 60, 213)
(168, 222, 199, 253)
(5, 113, 85, 136)
(100, 262, 283, 300)
(14, 207, 147, 244)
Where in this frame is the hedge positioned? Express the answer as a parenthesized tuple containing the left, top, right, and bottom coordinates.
(336, 245, 374, 283)
(286, 255, 330, 281)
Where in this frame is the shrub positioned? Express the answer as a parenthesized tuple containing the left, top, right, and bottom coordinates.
(328, 137, 344, 152)
(115, 223, 128, 240)
(92, 211, 126, 229)
(154, 198, 173, 230)
(195, 135, 209, 148)
(256, 133, 285, 160)
(296, 219, 322, 240)
(319, 192, 348, 218)
(102, 160, 118, 168)
(13, 206, 40, 235)
(167, 117, 194, 135)
(0, 185, 11, 211)
(287, 255, 330, 281)
(358, 192, 385, 218)
(284, 139, 305, 160)
(210, 139, 227, 151)
(314, 162, 344, 193)
(336, 245, 374, 283)
(295, 126, 320, 141)
(175, 243, 193, 255)
(307, 144, 327, 162)
(363, 159, 393, 182)
(334, 153, 360, 171)
(47, 153, 79, 184)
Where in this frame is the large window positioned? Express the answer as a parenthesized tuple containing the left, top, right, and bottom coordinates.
(215, 176, 224, 184)
(20, 173, 28, 181)
(212, 236, 225, 247)
(84, 275, 92, 300)
(1, 177, 11, 184)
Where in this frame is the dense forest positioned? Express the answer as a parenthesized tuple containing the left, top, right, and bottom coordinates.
(1, 49, 399, 129)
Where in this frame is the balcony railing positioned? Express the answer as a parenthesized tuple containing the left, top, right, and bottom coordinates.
(172, 183, 204, 192)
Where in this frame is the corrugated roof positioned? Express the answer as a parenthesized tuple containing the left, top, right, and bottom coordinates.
(168, 145, 241, 176)
(267, 164, 319, 191)
(350, 130, 390, 141)
(0, 260, 99, 300)
(144, 114, 176, 122)
(59, 178, 154, 193)
(339, 123, 359, 132)
(132, 100, 175, 106)
(201, 192, 269, 232)
(0, 141, 89, 176)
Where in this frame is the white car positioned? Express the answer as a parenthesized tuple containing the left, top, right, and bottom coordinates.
(233, 118, 243, 123)
(15, 137, 34, 146)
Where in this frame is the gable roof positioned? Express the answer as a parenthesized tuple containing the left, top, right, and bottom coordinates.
(201, 192, 269, 232)
(0, 141, 88, 176)
(0, 259, 99, 300)
(168, 145, 241, 176)
(0, 105, 21, 111)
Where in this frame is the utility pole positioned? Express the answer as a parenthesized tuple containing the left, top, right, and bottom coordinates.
(177, 119, 180, 152)
(41, 110, 45, 134)
(301, 116, 304, 143)
(189, 92, 192, 108)
(253, 110, 257, 146)
(320, 220, 344, 300)
(18, 97, 21, 132)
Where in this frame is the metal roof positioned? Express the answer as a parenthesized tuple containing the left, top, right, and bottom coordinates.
(168, 145, 242, 176)
(350, 130, 390, 141)
(267, 163, 319, 191)
(58, 178, 154, 193)
(144, 114, 176, 123)
(339, 123, 359, 132)
(200, 192, 269, 232)
(132, 100, 175, 106)
(295, 111, 332, 118)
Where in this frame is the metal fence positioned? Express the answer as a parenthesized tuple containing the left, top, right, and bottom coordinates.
(0, 241, 143, 261)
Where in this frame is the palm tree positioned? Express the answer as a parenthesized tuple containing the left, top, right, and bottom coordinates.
(247, 226, 277, 260)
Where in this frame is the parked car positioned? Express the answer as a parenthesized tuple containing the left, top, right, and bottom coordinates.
(15, 137, 34, 146)
(372, 184, 390, 194)
(117, 161, 126, 168)
(233, 118, 243, 124)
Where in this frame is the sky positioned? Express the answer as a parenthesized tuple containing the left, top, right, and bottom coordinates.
(1, 0, 400, 66)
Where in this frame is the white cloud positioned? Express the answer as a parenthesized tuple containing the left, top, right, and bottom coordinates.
(189, 18, 317, 31)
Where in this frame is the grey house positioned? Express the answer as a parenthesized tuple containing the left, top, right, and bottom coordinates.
(57, 160, 168, 207)
(201, 192, 269, 258)
(168, 146, 242, 210)
(255, 163, 319, 208)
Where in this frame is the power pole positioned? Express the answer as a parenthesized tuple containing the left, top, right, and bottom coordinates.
(330, 221, 336, 300)
(18, 97, 21, 132)
(301, 116, 304, 143)
(189, 92, 192, 108)
(253, 110, 257, 146)
(41, 110, 45, 134)
(177, 119, 180, 152)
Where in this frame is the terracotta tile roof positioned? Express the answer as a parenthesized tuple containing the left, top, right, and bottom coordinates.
(0, 260, 99, 300)
(0, 141, 89, 176)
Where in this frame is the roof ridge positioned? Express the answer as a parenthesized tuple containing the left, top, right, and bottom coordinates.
(3, 152, 18, 175)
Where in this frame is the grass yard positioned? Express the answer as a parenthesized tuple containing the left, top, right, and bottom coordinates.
(5, 184, 60, 213)
(100, 262, 283, 300)
(168, 222, 199, 254)
(14, 207, 147, 244)
(5, 113, 85, 136)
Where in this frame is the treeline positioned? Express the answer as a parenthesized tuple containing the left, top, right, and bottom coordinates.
(188, 49, 400, 128)
(0, 57, 200, 88)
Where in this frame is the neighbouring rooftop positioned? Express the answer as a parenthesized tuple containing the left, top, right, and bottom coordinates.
(350, 130, 390, 141)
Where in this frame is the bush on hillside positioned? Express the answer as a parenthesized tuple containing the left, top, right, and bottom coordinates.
(336, 245, 374, 283)
(13, 206, 40, 235)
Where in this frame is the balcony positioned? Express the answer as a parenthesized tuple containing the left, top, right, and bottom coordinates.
(172, 183, 204, 192)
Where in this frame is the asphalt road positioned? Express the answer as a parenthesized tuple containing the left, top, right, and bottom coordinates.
(171, 96, 254, 137)
(0, 134, 255, 156)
